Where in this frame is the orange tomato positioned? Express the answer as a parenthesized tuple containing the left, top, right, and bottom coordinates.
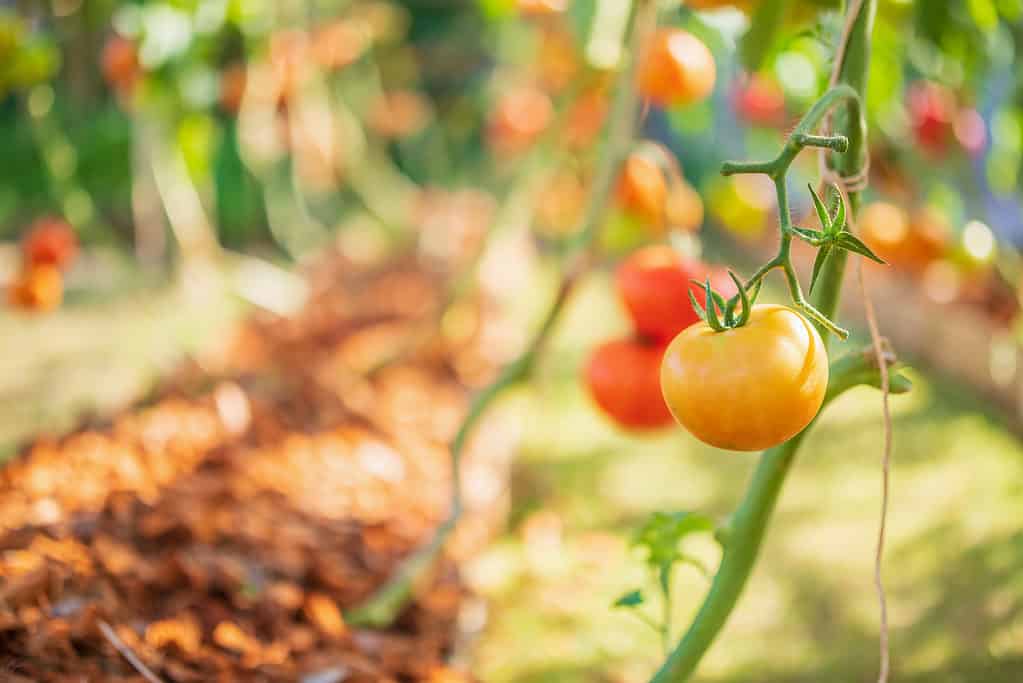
(618, 154, 667, 228)
(859, 202, 948, 273)
(638, 29, 716, 107)
(564, 89, 608, 150)
(661, 304, 828, 451)
(368, 90, 432, 139)
(517, 0, 569, 15)
(488, 86, 554, 156)
(533, 170, 587, 237)
(665, 182, 704, 232)
(585, 338, 674, 430)
(220, 63, 248, 114)
(101, 36, 139, 94)
(8, 264, 63, 313)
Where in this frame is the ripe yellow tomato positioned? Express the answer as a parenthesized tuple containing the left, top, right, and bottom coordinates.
(637, 29, 716, 107)
(660, 304, 828, 451)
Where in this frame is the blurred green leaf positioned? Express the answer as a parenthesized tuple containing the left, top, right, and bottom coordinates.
(740, 0, 790, 72)
(633, 511, 715, 570)
(613, 589, 645, 608)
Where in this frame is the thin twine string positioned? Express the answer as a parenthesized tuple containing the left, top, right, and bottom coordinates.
(817, 1, 892, 682)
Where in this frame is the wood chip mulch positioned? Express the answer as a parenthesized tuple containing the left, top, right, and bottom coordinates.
(0, 253, 516, 682)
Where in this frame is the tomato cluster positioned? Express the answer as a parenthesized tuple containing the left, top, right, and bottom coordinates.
(8, 217, 78, 314)
(584, 246, 731, 432)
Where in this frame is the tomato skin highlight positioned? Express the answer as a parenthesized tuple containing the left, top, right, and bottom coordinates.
(616, 245, 705, 343)
(660, 304, 828, 451)
(586, 338, 674, 430)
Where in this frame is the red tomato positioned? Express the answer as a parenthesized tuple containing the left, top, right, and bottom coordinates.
(733, 73, 786, 126)
(585, 337, 673, 430)
(617, 245, 733, 343)
(22, 217, 78, 271)
(101, 36, 140, 94)
(908, 81, 954, 157)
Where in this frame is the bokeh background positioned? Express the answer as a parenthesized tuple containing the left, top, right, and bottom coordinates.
(2, 1, 1023, 681)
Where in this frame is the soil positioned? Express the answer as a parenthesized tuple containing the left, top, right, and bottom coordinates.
(0, 253, 512, 682)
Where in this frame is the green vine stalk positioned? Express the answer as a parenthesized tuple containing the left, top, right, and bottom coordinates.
(346, 0, 657, 628)
(650, 1, 879, 681)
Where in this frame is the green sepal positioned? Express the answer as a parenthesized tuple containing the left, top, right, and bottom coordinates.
(835, 232, 886, 263)
(808, 183, 832, 233)
(703, 279, 724, 331)
(728, 270, 753, 326)
(829, 186, 846, 235)
(809, 244, 832, 294)
(633, 511, 715, 569)
(688, 286, 708, 322)
(790, 225, 824, 245)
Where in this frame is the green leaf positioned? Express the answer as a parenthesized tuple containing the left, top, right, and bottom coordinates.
(836, 233, 886, 263)
(739, 0, 790, 71)
(790, 226, 824, 245)
(633, 511, 715, 569)
(809, 244, 832, 295)
(614, 589, 645, 609)
(807, 183, 832, 233)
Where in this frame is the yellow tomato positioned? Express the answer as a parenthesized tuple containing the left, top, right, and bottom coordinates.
(660, 304, 828, 451)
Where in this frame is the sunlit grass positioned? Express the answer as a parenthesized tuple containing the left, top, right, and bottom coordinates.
(471, 272, 1023, 683)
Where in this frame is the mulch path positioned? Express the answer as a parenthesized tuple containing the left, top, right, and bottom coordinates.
(0, 253, 515, 682)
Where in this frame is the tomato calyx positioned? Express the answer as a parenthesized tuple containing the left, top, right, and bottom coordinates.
(789, 184, 885, 293)
(687, 270, 760, 332)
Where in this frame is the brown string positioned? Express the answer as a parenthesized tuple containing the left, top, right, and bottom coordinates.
(819, 1, 893, 681)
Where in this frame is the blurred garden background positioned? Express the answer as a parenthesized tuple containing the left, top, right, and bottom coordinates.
(2, 0, 1023, 681)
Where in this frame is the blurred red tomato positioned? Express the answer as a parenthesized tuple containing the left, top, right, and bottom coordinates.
(617, 245, 731, 343)
(733, 73, 786, 126)
(638, 29, 716, 107)
(22, 217, 78, 271)
(585, 337, 674, 430)
(908, 81, 954, 157)
(102, 35, 139, 95)
(859, 201, 948, 273)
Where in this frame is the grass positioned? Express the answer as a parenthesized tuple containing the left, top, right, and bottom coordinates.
(469, 274, 1023, 683)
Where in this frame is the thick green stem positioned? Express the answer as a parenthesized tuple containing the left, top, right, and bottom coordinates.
(347, 0, 654, 628)
(650, 2, 876, 681)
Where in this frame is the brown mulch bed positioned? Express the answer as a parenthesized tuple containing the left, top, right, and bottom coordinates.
(0, 253, 514, 682)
